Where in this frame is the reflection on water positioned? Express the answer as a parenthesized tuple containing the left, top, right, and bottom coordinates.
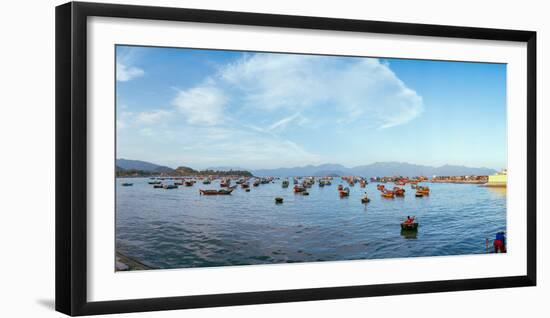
(486, 186, 507, 198)
(116, 178, 507, 269)
(400, 229, 418, 239)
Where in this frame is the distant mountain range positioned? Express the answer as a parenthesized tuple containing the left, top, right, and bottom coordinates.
(116, 159, 497, 177)
(251, 162, 497, 177)
(116, 159, 176, 174)
(205, 166, 248, 172)
(116, 159, 252, 177)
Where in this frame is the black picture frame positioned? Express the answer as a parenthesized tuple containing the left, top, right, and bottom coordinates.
(55, 1, 537, 316)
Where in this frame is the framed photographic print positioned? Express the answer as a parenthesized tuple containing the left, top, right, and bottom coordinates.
(55, 1, 536, 316)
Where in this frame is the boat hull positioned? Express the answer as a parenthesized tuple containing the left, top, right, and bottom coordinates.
(200, 189, 233, 195)
(401, 223, 419, 231)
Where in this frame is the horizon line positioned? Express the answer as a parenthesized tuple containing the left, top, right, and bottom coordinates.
(116, 158, 504, 171)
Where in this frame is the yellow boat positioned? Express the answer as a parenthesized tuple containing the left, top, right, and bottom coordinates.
(381, 190, 395, 198)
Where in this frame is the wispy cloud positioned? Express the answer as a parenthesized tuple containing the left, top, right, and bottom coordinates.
(119, 51, 425, 168)
(157, 124, 322, 169)
(116, 111, 134, 130)
(218, 54, 423, 128)
(116, 62, 144, 82)
(117, 109, 172, 129)
(116, 47, 146, 82)
(172, 84, 228, 125)
(268, 113, 304, 131)
(135, 110, 171, 125)
(139, 127, 155, 136)
(167, 54, 422, 131)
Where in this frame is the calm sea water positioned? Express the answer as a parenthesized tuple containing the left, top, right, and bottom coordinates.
(116, 178, 506, 269)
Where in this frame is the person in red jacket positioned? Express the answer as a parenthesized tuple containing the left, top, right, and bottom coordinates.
(404, 216, 415, 225)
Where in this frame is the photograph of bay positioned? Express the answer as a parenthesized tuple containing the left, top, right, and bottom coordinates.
(115, 45, 507, 271)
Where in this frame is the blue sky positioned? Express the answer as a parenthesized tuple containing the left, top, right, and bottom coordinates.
(116, 45, 507, 170)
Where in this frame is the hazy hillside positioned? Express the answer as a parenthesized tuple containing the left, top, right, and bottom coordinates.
(116, 159, 175, 173)
(253, 162, 496, 177)
(116, 159, 252, 177)
(116, 158, 497, 177)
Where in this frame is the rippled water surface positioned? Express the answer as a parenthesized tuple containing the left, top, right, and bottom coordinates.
(116, 178, 506, 269)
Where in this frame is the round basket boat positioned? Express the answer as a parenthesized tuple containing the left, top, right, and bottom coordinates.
(401, 222, 419, 231)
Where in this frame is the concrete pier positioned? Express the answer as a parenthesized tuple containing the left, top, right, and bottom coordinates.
(116, 251, 154, 271)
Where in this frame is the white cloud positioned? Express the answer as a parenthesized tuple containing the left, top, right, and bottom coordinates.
(116, 62, 144, 82)
(268, 113, 305, 131)
(218, 54, 423, 128)
(163, 124, 321, 169)
(139, 128, 154, 136)
(135, 110, 171, 125)
(116, 110, 172, 129)
(116, 119, 126, 129)
(127, 53, 424, 168)
(116, 111, 135, 130)
(172, 84, 227, 125)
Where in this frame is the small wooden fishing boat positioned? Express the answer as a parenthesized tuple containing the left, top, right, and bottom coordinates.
(377, 184, 385, 191)
(163, 184, 178, 189)
(417, 186, 430, 195)
(337, 184, 344, 191)
(148, 180, 161, 185)
(393, 187, 405, 196)
(401, 221, 419, 231)
(294, 185, 306, 193)
(122, 183, 133, 186)
(361, 195, 370, 203)
(253, 180, 260, 187)
(339, 187, 350, 197)
(275, 197, 284, 204)
(415, 190, 424, 197)
(199, 188, 234, 195)
(381, 190, 395, 198)
(282, 180, 289, 188)
(184, 180, 194, 186)
(220, 179, 231, 187)
(203, 178, 211, 184)
(153, 184, 164, 188)
(241, 183, 250, 189)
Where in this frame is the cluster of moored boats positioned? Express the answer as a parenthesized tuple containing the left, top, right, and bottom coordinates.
(134, 176, 431, 204)
(376, 182, 430, 198)
(143, 176, 278, 194)
(123, 175, 429, 232)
